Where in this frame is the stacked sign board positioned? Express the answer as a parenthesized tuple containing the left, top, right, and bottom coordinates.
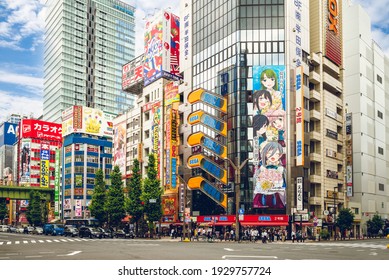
(186, 88, 228, 209)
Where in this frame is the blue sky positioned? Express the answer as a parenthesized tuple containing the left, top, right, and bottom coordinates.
(0, 0, 388, 124)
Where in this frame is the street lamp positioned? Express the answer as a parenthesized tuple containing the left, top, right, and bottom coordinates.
(225, 157, 250, 242)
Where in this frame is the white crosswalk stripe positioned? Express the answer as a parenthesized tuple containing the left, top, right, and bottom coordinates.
(60, 239, 68, 242)
(53, 240, 60, 242)
(0, 242, 3, 245)
(0, 238, 117, 246)
(15, 241, 20, 244)
(31, 240, 36, 243)
(23, 241, 28, 244)
(38, 240, 45, 243)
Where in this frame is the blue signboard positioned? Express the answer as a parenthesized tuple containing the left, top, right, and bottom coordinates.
(0, 122, 18, 146)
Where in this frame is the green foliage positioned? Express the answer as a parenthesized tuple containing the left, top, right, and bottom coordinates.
(335, 208, 355, 233)
(89, 169, 107, 225)
(126, 159, 143, 233)
(26, 191, 44, 226)
(320, 229, 330, 240)
(105, 166, 126, 227)
(0, 199, 7, 222)
(142, 154, 162, 228)
(367, 214, 384, 235)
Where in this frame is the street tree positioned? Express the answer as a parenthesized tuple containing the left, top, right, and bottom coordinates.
(335, 208, 354, 238)
(0, 199, 7, 223)
(126, 158, 143, 236)
(367, 213, 384, 237)
(105, 166, 126, 228)
(89, 169, 107, 225)
(26, 190, 44, 226)
(142, 154, 162, 236)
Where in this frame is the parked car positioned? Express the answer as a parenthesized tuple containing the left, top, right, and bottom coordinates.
(98, 227, 113, 238)
(16, 227, 24, 233)
(43, 224, 65, 236)
(114, 229, 135, 239)
(24, 226, 34, 234)
(32, 227, 43, 235)
(78, 227, 102, 239)
(7, 225, 17, 233)
(0, 225, 9, 232)
(64, 226, 79, 237)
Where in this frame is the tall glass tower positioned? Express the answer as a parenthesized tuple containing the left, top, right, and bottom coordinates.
(44, 0, 137, 123)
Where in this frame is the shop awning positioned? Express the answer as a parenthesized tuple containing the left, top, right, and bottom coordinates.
(240, 222, 289, 227)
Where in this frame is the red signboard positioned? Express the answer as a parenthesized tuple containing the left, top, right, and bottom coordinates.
(20, 119, 62, 141)
(325, 0, 342, 66)
(196, 214, 289, 226)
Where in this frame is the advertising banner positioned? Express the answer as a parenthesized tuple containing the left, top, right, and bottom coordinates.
(325, 0, 342, 66)
(40, 142, 50, 188)
(143, 11, 180, 86)
(0, 122, 18, 146)
(113, 121, 126, 176)
(252, 65, 287, 209)
(75, 199, 82, 217)
(62, 106, 115, 138)
(152, 105, 161, 179)
(345, 112, 353, 197)
(54, 149, 60, 216)
(122, 55, 144, 91)
(20, 139, 31, 183)
(20, 119, 62, 141)
(295, 66, 304, 166)
(164, 81, 180, 106)
(170, 109, 178, 189)
(162, 196, 176, 216)
(296, 177, 303, 211)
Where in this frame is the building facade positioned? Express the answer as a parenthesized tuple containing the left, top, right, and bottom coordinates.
(0, 122, 18, 185)
(61, 105, 115, 220)
(343, 3, 389, 234)
(44, 0, 137, 123)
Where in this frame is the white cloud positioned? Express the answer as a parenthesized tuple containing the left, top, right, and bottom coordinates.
(0, 90, 43, 123)
(0, 70, 43, 91)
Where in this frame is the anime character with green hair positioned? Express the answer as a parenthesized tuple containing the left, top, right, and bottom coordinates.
(260, 69, 282, 111)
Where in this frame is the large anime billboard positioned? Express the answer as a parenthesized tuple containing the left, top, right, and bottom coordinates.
(113, 121, 126, 176)
(143, 11, 180, 86)
(252, 65, 287, 210)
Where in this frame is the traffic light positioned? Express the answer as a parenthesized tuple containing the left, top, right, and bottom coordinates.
(6, 197, 10, 205)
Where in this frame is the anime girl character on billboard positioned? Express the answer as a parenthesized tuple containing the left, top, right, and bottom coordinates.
(252, 65, 287, 210)
(253, 141, 286, 209)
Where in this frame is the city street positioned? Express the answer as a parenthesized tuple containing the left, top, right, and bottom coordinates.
(1, 232, 388, 260)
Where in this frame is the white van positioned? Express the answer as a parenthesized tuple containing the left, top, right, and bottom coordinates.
(0, 225, 9, 232)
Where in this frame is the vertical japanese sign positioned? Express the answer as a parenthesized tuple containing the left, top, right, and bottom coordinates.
(326, 0, 342, 66)
(165, 107, 171, 188)
(252, 65, 287, 210)
(183, 13, 190, 61)
(75, 199, 82, 217)
(296, 177, 303, 211)
(152, 105, 161, 179)
(40, 142, 50, 188)
(293, 0, 303, 67)
(295, 66, 304, 166)
(20, 139, 31, 184)
(170, 109, 178, 189)
(345, 113, 353, 197)
(54, 149, 60, 216)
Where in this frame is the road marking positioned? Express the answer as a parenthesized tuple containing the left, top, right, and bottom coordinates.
(23, 241, 28, 244)
(60, 239, 68, 242)
(6, 253, 18, 256)
(53, 239, 60, 242)
(38, 240, 45, 243)
(0, 257, 10, 259)
(46, 240, 52, 243)
(67, 239, 75, 242)
(15, 241, 20, 245)
(6, 242, 11, 245)
(68, 251, 82, 256)
(222, 255, 278, 259)
(369, 252, 378, 256)
(224, 248, 235, 251)
(31, 240, 36, 243)
(25, 255, 42, 258)
(0, 242, 3, 245)
(73, 239, 82, 241)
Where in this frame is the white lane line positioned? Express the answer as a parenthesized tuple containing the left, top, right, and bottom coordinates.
(224, 248, 235, 251)
(73, 239, 82, 241)
(57, 251, 82, 257)
(222, 255, 278, 259)
(25, 255, 43, 258)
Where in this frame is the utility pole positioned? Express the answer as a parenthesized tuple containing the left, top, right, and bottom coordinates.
(225, 157, 249, 242)
(333, 186, 338, 240)
(177, 173, 190, 242)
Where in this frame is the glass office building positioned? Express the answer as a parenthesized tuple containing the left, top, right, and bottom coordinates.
(44, 0, 137, 123)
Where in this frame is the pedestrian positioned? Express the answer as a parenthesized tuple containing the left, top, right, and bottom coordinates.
(291, 230, 296, 243)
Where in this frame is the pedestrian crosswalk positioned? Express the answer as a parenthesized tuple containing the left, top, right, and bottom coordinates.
(297, 242, 388, 250)
(0, 238, 98, 246)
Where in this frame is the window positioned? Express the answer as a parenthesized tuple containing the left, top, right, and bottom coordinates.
(145, 112, 150, 121)
(378, 147, 384, 155)
(377, 74, 382, 84)
(378, 110, 383, 119)
(379, 183, 384, 191)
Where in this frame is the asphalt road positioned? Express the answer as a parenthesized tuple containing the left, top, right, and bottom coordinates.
(1, 232, 388, 260)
